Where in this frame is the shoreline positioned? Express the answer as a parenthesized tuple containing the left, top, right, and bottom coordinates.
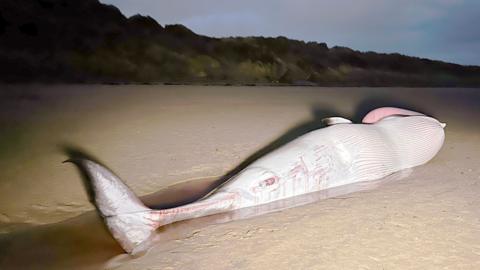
(2, 81, 480, 88)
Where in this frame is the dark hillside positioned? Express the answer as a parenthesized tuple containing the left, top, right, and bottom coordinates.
(1, 0, 479, 86)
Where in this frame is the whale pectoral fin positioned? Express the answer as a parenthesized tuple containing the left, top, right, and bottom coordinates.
(321, 117, 353, 126)
(65, 159, 159, 254)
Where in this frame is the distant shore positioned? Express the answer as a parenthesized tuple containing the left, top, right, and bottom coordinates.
(3, 81, 480, 88)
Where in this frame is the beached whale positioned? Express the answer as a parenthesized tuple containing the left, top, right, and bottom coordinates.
(68, 107, 445, 253)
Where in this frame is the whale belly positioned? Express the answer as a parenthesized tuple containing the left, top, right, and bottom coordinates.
(218, 124, 397, 208)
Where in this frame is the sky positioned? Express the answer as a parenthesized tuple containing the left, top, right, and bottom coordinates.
(100, 0, 480, 66)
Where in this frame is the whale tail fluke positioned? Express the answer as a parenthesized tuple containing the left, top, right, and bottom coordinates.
(66, 159, 160, 253)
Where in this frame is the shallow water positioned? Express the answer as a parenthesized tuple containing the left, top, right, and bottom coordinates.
(0, 85, 479, 269)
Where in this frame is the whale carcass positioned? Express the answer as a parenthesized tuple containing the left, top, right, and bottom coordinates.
(69, 107, 445, 253)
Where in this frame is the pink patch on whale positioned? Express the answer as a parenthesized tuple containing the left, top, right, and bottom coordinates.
(362, 107, 423, 124)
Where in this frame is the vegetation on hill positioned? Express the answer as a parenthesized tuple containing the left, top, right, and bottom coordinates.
(1, 0, 479, 86)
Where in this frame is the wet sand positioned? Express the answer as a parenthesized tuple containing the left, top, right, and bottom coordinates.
(0, 85, 479, 269)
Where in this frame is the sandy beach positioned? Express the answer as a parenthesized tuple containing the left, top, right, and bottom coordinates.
(0, 85, 479, 269)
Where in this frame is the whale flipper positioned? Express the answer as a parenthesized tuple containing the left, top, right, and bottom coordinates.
(66, 159, 159, 253)
(321, 116, 353, 126)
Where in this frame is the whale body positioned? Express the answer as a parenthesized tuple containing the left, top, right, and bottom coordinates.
(71, 107, 445, 253)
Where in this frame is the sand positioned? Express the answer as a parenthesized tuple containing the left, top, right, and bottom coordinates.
(0, 85, 479, 269)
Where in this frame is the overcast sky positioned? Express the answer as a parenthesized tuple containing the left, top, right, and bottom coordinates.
(101, 0, 479, 66)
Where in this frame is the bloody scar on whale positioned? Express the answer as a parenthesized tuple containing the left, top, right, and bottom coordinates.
(66, 107, 446, 253)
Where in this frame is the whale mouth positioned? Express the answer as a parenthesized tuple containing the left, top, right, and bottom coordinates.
(363, 107, 447, 129)
(362, 107, 424, 124)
